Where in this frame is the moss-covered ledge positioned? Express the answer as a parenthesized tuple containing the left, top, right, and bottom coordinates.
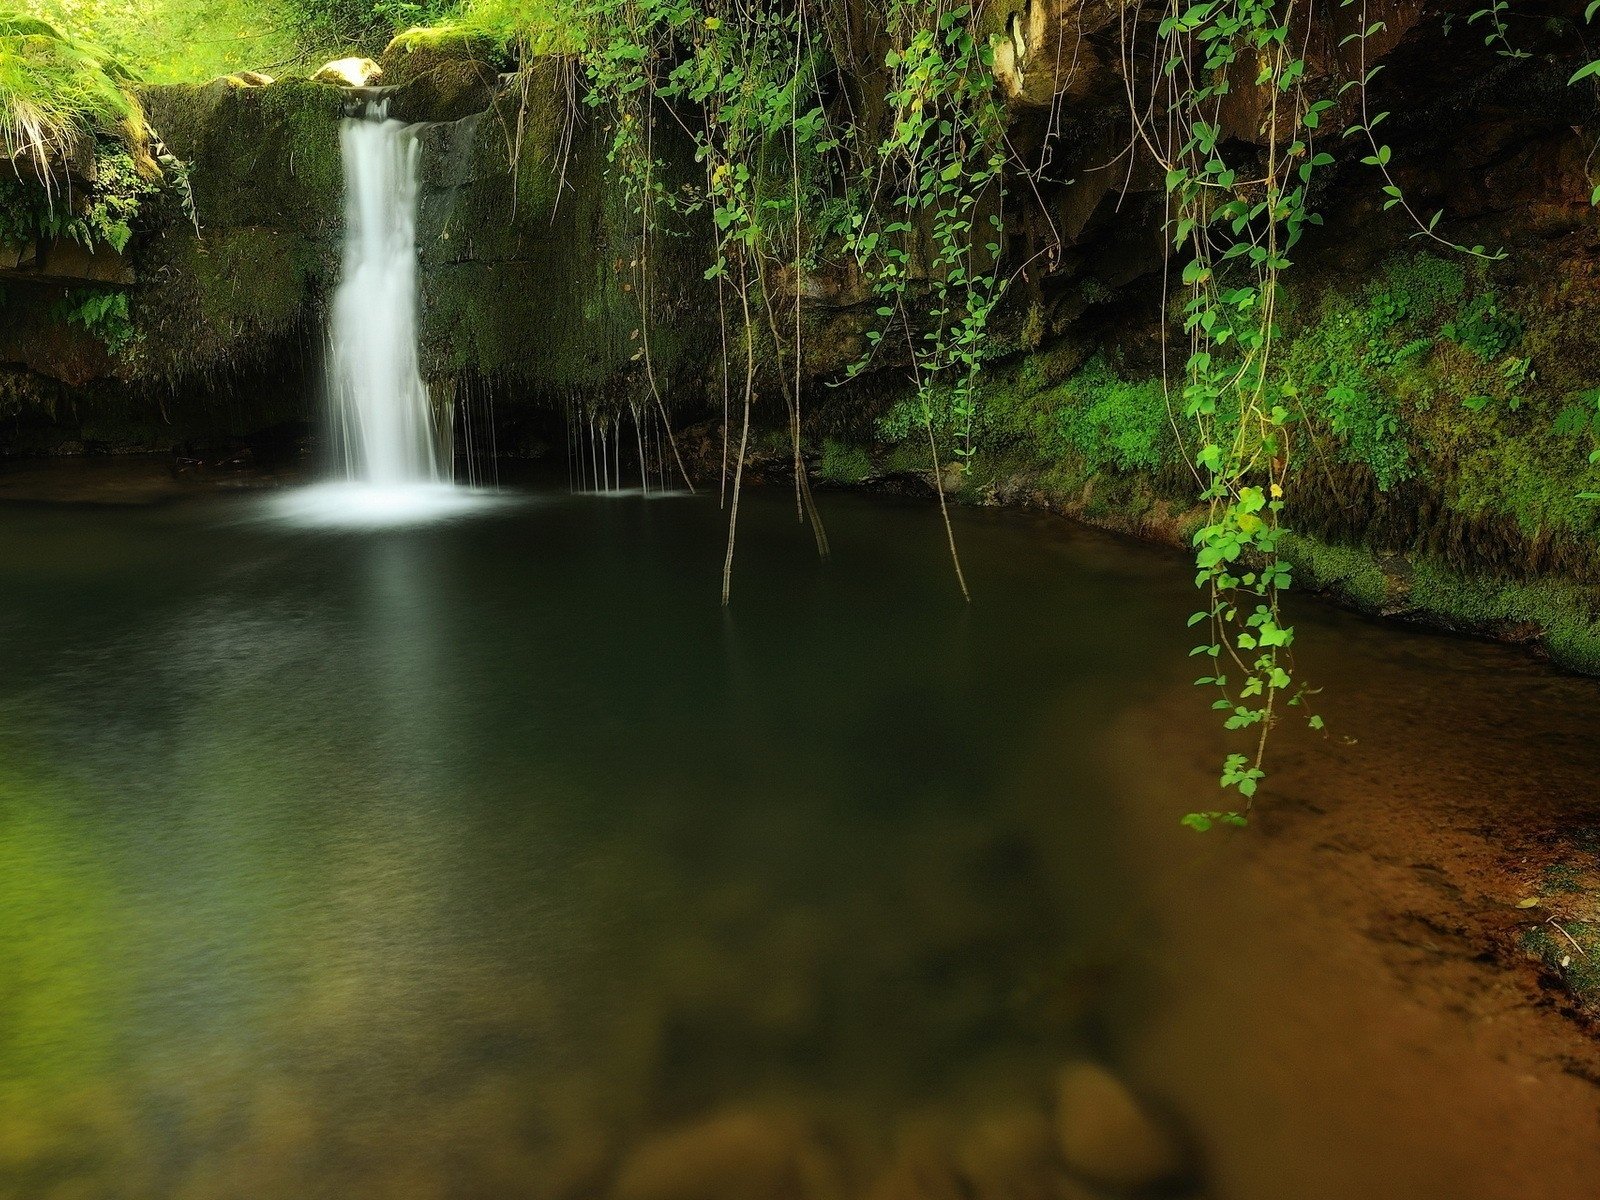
(780, 244, 1600, 675)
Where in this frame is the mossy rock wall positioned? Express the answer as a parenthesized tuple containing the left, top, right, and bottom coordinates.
(413, 59, 714, 396)
(0, 58, 714, 452)
(129, 78, 347, 390)
(0, 79, 347, 449)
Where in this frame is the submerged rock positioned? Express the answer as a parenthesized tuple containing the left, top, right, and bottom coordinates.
(862, 1115, 966, 1200)
(954, 1107, 1067, 1200)
(868, 1109, 1109, 1200)
(1053, 1062, 1187, 1192)
(314, 57, 383, 87)
(610, 1108, 844, 1200)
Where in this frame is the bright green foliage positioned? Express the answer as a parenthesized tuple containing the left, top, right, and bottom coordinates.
(0, 131, 163, 353)
(0, 139, 153, 249)
(1153, 0, 1340, 815)
(444, 0, 571, 53)
(25, 0, 299, 81)
(1051, 358, 1171, 474)
(880, 355, 1175, 481)
(545, 0, 1012, 600)
(18, 0, 469, 82)
(1272, 254, 1583, 528)
(1280, 254, 1477, 490)
(54, 285, 131, 348)
(843, 1, 1009, 476)
(0, 6, 134, 179)
(1442, 292, 1524, 362)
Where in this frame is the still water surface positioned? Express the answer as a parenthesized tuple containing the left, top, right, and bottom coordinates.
(1, 484, 1598, 1199)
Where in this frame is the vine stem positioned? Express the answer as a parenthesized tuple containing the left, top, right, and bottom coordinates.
(926, 417, 970, 603)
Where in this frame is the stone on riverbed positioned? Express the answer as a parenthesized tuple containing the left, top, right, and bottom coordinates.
(867, 1108, 1110, 1200)
(610, 1108, 844, 1200)
(1053, 1061, 1187, 1192)
(955, 1107, 1075, 1200)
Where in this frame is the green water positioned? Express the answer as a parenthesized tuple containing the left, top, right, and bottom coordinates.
(1, 484, 1597, 1200)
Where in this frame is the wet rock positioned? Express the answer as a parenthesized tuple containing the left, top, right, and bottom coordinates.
(611, 1108, 844, 1200)
(988, 0, 1107, 108)
(1053, 1062, 1186, 1192)
(314, 57, 383, 87)
(378, 32, 500, 122)
(0, 240, 33, 271)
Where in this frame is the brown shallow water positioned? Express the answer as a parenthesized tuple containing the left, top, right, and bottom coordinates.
(0, 476, 1596, 1199)
(1095, 595, 1600, 1200)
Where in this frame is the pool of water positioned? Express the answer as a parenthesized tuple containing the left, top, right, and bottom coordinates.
(1, 482, 1598, 1199)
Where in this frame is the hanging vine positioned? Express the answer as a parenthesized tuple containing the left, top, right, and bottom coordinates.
(467, 0, 1557, 820)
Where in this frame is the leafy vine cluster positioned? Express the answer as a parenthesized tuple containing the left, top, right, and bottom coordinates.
(511, 0, 1388, 819)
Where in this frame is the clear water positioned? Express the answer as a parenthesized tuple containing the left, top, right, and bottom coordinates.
(1, 485, 1598, 1200)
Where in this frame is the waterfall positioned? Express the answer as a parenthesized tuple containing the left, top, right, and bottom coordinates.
(328, 101, 442, 486)
(272, 100, 497, 527)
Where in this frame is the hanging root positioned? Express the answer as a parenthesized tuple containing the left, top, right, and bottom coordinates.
(927, 418, 970, 603)
(722, 385, 753, 606)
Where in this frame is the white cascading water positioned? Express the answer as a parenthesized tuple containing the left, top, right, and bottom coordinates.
(329, 101, 440, 487)
(277, 100, 486, 526)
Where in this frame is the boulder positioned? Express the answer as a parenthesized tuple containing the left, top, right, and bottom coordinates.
(313, 57, 383, 87)
(862, 1116, 966, 1200)
(378, 28, 502, 121)
(1053, 1062, 1187, 1192)
(867, 1110, 1110, 1200)
(0, 241, 35, 272)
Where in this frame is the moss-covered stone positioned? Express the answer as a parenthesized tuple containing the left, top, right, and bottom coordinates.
(1277, 533, 1395, 611)
(1524, 918, 1600, 1015)
(413, 59, 715, 396)
(2, 60, 722, 450)
(143, 79, 346, 233)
